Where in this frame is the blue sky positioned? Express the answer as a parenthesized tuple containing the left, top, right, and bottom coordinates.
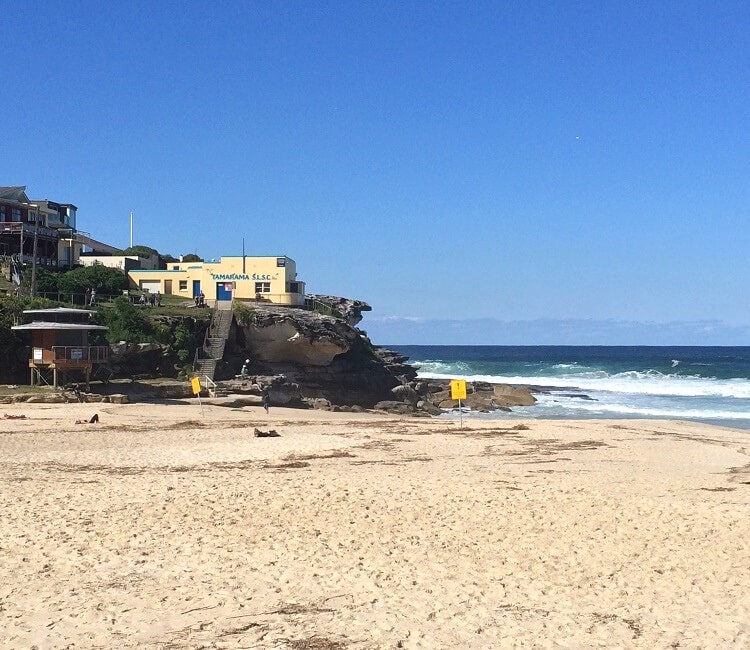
(4, 1, 750, 344)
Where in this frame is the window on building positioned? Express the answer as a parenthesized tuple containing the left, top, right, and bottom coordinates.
(255, 282, 271, 293)
(179, 280, 188, 291)
(276, 257, 286, 267)
(289, 282, 299, 293)
(172, 265, 179, 270)
(11, 208, 21, 222)
(0, 206, 6, 220)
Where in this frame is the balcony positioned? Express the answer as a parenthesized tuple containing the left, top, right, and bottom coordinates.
(31, 346, 110, 367)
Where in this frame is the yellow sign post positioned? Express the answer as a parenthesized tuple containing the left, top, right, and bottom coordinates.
(450, 380, 467, 400)
(450, 379, 467, 428)
(191, 376, 204, 417)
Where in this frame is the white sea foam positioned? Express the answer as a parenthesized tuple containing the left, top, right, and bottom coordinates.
(530, 394, 750, 421)
(410, 349, 750, 428)
(415, 369, 750, 400)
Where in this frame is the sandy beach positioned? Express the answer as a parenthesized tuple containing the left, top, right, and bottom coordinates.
(1, 402, 748, 649)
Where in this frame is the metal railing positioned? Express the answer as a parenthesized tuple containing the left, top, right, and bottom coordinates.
(28, 291, 112, 307)
(50, 346, 110, 362)
(248, 293, 305, 306)
(304, 298, 344, 319)
(202, 375, 217, 397)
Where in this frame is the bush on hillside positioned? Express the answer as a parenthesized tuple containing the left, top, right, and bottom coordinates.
(122, 245, 159, 258)
(99, 296, 161, 343)
(57, 265, 129, 298)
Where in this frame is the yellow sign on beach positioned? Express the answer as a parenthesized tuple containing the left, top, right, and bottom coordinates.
(450, 379, 467, 400)
(191, 376, 202, 395)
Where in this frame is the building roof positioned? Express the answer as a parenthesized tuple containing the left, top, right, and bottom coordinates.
(75, 233, 120, 254)
(0, 186, 30, 203)
(29, 199, 79, 211)
(11, 322, 108, 331)
(22, 307, 97, 315)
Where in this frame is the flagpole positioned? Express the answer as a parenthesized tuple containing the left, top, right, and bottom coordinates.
(130, 212, 133, 248)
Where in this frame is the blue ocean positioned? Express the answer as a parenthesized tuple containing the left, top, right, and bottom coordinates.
(391, 346, 750, 429)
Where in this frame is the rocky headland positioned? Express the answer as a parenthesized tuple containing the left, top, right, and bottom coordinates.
(2, 295, 539, 415)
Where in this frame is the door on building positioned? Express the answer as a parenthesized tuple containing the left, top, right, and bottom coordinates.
(192, 280, 201, 298)
(140, 280, 161, 295)
(216, 282, 233, 301)
(164, 280, 172, 295)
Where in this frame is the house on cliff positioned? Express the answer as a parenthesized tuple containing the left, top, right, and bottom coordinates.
(0, 184, 119, 274)
(0, 186, 74, 269)
(127, 255, 306, 306)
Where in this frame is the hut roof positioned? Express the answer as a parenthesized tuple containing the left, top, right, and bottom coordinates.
(11, 322, 108, 331)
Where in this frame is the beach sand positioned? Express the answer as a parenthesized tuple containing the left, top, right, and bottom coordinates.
(1, 402, 748, 648)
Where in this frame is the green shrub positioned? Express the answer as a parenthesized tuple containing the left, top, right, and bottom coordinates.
(173, 324, 197, 362)
(57, 265, 128, 298)
(235, 303, 259, 326)
(100, 296, 158, 343)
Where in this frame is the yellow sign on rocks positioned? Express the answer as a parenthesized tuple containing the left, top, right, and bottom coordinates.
(450, 379, 467, 400)
(191, 376, 202, 395)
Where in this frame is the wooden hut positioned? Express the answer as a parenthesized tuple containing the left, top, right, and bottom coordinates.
(11, 307, 109, 388)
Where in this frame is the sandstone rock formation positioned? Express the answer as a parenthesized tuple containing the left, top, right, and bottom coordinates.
(227, 299, 416, 407)
(19, 294, 540, 415)
(304, 294, 372, 326)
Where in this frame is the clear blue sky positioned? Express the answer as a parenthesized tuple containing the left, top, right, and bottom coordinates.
(4, 1, 749, 344)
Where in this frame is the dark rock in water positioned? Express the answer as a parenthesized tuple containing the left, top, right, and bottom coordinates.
(412, 379, 537, 414)
(558, 393, 597, 401)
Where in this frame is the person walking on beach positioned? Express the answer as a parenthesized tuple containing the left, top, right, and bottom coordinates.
(262, 387, 270, 414)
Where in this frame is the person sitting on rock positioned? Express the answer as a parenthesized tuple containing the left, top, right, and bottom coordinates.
(240, 359, 250, 377)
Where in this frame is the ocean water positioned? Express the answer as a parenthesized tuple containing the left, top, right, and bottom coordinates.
(391, 345, 750, 429)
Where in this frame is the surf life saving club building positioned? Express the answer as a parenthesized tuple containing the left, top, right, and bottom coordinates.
(128, 255, 305, 306)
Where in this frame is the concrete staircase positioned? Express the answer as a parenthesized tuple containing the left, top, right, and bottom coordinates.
(194, 302, 233, 385)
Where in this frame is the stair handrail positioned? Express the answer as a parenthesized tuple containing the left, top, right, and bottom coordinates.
(201, 305, 217, 356)
(203, 375, 217, 397)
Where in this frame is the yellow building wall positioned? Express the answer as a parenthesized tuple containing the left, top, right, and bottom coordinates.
(128, 256, 305, 306)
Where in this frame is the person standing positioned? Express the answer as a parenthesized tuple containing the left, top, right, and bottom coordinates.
(84, 288, 91, 306)
(89, 288, 96, 306)
(262, 387, 270, 414)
